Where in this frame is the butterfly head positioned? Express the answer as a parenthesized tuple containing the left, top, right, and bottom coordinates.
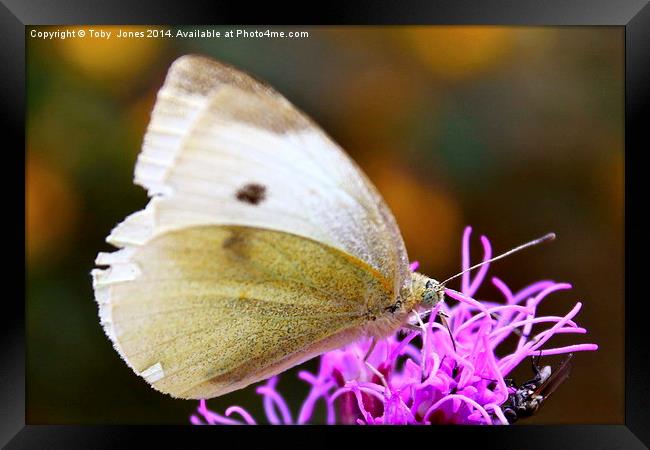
(410, 272, 445, 308)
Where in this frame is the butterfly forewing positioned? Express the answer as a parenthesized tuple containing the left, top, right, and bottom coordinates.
(128, 55, 409, 289)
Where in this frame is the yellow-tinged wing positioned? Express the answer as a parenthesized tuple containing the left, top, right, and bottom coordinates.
(93, 225, 393, 399)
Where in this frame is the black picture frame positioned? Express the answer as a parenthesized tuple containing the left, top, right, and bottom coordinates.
(3, 1, 647, 448)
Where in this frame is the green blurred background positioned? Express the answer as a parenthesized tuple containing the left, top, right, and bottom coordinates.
(26, 26, 623, 424)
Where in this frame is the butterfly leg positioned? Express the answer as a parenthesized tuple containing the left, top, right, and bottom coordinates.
(401, 322, 422, 333)
(363, 337, 378, 362)
(437, 311, 458, 354)
(362, 339, 390, 388)
(364, 359, 388, 388)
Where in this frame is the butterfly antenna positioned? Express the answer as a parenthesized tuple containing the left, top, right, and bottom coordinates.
(439, 233, 556, 288)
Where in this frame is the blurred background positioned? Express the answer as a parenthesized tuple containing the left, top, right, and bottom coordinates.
(26, 26, 623, 424)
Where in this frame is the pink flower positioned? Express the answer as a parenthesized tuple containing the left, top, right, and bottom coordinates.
(191, 227, 598, 425)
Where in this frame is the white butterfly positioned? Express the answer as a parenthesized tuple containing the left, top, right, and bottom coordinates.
(91, 54, 449, 399)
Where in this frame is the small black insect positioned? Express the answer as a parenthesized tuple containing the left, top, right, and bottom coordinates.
(235, 183, 267, 205)
(501, 353, 574, 424)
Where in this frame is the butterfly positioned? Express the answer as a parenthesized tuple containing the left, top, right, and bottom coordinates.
(91, 54, 549, 400)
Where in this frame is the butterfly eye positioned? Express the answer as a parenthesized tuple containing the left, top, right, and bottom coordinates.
(422, 289, 439, 306)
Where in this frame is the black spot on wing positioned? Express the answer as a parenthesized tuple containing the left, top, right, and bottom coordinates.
(221, 227, 250, 261)
(235, 183, 267, 205)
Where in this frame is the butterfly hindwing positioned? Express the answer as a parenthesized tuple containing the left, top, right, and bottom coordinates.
(94, 225, 392, 398)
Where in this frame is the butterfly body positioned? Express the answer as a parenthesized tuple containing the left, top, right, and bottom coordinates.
(92, 55, 442, 399)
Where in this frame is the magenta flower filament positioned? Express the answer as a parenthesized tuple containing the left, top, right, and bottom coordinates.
(191, 227, 598, 425)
